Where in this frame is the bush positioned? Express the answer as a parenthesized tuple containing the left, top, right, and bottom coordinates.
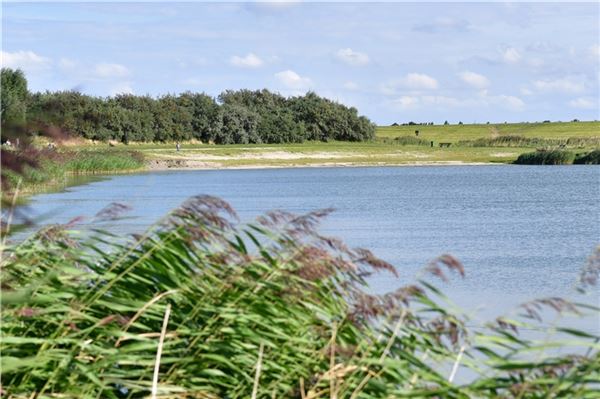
(574, 149, 600, 164)
(515, 150, 575, 165)
(393, 135, 431, 146)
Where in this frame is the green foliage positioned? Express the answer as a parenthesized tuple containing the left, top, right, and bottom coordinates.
(217, 103, 261, 144)
(1, 68, 29, 125)
(2, 197, 599, 398)
(392, 135, 431, 146)
(4, 69, 374, 145)
(515, 150, 576, 165)
(574, 149, 600, 165)
(2, 149, 144, 190)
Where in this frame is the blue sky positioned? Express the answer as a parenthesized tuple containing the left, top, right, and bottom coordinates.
(2, 1, 599, 124)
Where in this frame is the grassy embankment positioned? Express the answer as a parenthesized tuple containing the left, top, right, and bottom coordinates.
(2, 197, 599, 397)
(5, 121, 598, 195)
(1, 148, 145, 195)
(125, 121, 600, 169)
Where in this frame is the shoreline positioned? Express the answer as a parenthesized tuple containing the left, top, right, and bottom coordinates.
(145, 159, 501, 171)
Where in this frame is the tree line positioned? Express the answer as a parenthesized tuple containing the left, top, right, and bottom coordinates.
(1, 68, 375, 144)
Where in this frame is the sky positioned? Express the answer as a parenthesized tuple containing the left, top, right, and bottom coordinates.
(2, 1, 599, 124)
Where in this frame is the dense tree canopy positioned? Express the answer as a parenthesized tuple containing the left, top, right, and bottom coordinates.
(1, 68, 28, 126)
(1, 68, 375, 144)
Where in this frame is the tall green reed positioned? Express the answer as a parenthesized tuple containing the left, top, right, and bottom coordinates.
(1, 197, 598, 398)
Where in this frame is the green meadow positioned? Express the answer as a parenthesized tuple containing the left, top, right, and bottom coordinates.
(4, 121, 599, 197)
(377, 121, 600, 142)
(121, 121, 599, 169)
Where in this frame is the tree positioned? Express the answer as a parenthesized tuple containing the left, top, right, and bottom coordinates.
(217, 104, 261, 144)
(1, 68, 29, 126)
(179, 92, 220, 143)
(9, 71, 378, 145)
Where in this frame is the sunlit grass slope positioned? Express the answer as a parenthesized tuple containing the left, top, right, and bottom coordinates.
(376, 121, 600, 142)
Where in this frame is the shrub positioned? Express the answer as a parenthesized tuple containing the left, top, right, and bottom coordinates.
(515, 150, 575, 165)
(393, 135, 431, 146)
(574, 149, 600, 164)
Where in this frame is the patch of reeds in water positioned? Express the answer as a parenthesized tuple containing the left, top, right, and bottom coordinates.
(458, 135, 600, 148)
(515, 149, 576, 165)
(574, 149, 600, 165)
(1, 196, 599, 398)
(2, 148, 145, 189)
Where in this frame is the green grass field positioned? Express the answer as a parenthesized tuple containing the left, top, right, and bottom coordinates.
(140, 142, 527, 167)
(376, 121, 600, 142)
(131, 121, 599, 168)
(29, 121, 600, 174)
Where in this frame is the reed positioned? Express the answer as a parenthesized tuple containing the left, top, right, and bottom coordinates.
(392, 136, 432, 146)
(574, 149, 600, 165)
(515, 150, 576, 165)
(457, 135, 600, 148)
(376, 136, 431, 146)
(1, 148, 145, 192)
(1, 197, 598, 398)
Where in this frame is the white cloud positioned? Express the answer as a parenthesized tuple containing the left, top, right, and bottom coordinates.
(109, 82, 134, 96)
(533, 76, 585, 94)
(335, 48, 370, 66)
(421, 95, 464, 107)
(569, 97, 596, 109)
(343, 81, 359, 90)
(392, 96, 420, 109)
(230, 53, 264, 68)
(275, 70, 312, 89)
(459, 71, 489, 89)
(502, 47, 521, 64)
(1, 50, 51, 70)
(390, 91, 524, 111)
(391, 95, 466, 110)
(403, 73, 438, 89)
(382, 73, 439, 94)
(494, 95, 525, 110)
(94, 63, 130, 78)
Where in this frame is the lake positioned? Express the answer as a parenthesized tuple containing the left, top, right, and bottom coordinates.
(16, 165, 600, 330)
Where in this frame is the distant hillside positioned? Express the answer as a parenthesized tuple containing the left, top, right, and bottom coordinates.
(377, 121, 600, 143)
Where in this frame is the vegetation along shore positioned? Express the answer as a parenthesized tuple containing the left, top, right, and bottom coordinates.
(2, 67, 599, 196)
(2, 196, 599, 397)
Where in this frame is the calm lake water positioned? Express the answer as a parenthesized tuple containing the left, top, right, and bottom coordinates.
(16, 165, 600, 330)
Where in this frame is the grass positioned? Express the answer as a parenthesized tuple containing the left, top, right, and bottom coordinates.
(2, 148, 145, 195)
(515, 150, 576, 165)
(3, 121, 597, 199)
(1, 197, 599, 397)
(54, 121, 598, 169)
(515, 149, 600, 165)
(138, 143, 564, 168)
(456, 135, 600, 148)
(574, 149, 600, 165)
(377, 121, 600, 142)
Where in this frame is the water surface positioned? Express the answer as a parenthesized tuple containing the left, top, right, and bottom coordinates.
(18, 165, 600, 329)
